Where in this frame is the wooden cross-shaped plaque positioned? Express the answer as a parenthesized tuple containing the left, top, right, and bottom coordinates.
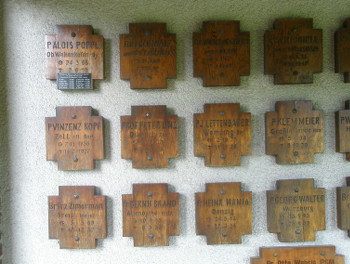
(48, 186, 107, 249)
(45, 25, 104, 89)
(193, 21, 250, 86)
(46, 106, 104, 170)
(194, 103, 251, 167)
(265, 100, 324, 164)
(267, 179, 325, 242)
(335, 18, 350, 83)
(121, 105, 178, 168)
(337, 177, 350, 236)
(122, 184, 179, 247)
(120, 23, 176, 89)
(335, 100, 350, 161)
(195, 182, 252, 245)
(251, 246, 344, 264)
(265, 18, 322, 84)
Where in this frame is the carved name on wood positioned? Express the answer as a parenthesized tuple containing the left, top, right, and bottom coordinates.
(335, 100, 350, 161)
(337, 177, 350, 237)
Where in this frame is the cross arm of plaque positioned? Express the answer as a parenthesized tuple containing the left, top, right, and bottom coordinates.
(337, 177, 350, 236)
(335, 18, 350, 83)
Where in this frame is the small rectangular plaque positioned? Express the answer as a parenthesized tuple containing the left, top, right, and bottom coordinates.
(57, 73, 92, 90)
(267, 179, 325, 242)
(122, 184, 179, 246)
(195, 182, 252, 244)
(265, 100, 324, 164)
(337, 177, 350, 236)
(335, 18, 350, 82)
(48, 186, 107, 249)
(335, 100, 350, 161)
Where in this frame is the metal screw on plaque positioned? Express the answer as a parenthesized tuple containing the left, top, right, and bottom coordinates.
(71, 114, 77, 119)
(146, 112, 151, 117)
(274, 254, 278, 257)
(71, 32, 76, 37)
(219, 29, 224, 34)
(295, 188, 299, 193)
(293, 151, 299, 157)
(75, 236, 79, 242)
(145, 31, 150, 37)
(221, 153, 226, 159)
(296, 229, 301, 235)
(148, 191, 153, 197)
(149, 233, 154, 239)
(73, 157, 78, 163)
(320, 252, 325, 256)
(222, 232, 227, 237)
(147, 156, 152, 161)
(74, 194, 79, 199)
(221, 190, 226, 195)
(220, 111, 225, 116)
(146, 75, 152, 80)
(292, 108, 297, 113)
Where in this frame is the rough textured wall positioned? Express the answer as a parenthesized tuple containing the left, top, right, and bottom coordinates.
(1, 0, 350, 263)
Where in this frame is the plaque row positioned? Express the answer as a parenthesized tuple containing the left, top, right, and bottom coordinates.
(48, 179, 350, 249)
(45, 18, 350, 90)
(46, 100, 350, 170)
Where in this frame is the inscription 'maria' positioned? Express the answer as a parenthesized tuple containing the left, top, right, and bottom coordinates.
(335, 18, 350, 82)
(335, 100, 350, 161)
(337, 177, 350, 236)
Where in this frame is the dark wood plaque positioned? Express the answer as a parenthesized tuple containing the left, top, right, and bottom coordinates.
(120, 23, 176, 89)
(195, 182, 252, 245)
(267, 179, 325, 242)
(335, 18, 350, 83)
(194, 103, 251, 166)
(265, 18, 322, 84)
(337, 177, 350, 236)
(48, 186, 107, 249)
(193, 21, 250, 86)
(251, 246, 344, 264)
(122, 183, 179, 247)
(45, 106, 104, 170)
(335, 100, 350, 161)
(265, 100, 324, 164)
(121, 105, 178, 168)
(45, 25, 104, 89)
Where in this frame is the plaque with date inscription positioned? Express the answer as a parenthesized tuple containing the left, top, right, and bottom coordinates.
(251, 246, 344, 264)
(265, 18, 322, 84)
(45, 25, 104, 89)
(335, 18, 350, 83)
(193, 21, 250, 86)
(48, 186, 106, 249)
(196, 182, 252, 245)
(335, 100, 350, 161)
(46, 106, 104, 170)
(120, 23, 176, 89)
(194, 103, 251, 166)
(122, 184, 179, 247)
(337, 177, 350, 236)
(267, 179, 325, 242)
(265, 100, 324, 164)
(121, 105, 178, 168)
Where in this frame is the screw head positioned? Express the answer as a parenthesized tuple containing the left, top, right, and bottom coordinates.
(71, 32, 76, 37)
(221, 153, 226, 159)
(75, 236, 79, 241)
(296, 229, 301, 234)
(292, 108, 297, 113)
(73, 157, 78, 162)
(147, 191, 153, 197)
(145, 31, 150, 37)
(149, 233, 154, 239)
(222, 232, 227, 237)
(74, 194, 79, 199)
(71, 114, 77, 119)
(320, 252, 325, 256)
(146, 112, 151, 117)
(219, 29, 224, 34)
(293, 151, 298, 157)
(220, 111, 225, 116)
(147, 155, 152, 161)
(221, 190, 226, 195)
(295, 188, 299, 193)
(274, 253, 278, 257)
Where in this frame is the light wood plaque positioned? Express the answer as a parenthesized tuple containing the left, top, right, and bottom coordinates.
(335, 100, 350, 161)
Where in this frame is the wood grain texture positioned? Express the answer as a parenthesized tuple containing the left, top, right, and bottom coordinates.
(120, 23, 176, 89)
(335, 18, 350, 83)
(265, 100, 324, 164)
(337, 177, 350, 237)
(265, 18, 322, 84)
(46, 106, 104, 170)
(48, 186, 107, 249)
(193, 21, 250, 86)
(195, 182, 252, 245)
(251, 246, 344, 264)
(122, 184, 179, 247)
(194, 103, 251, 166)
(335, 100, 350, 161)
(267, 179, 325, 242)
(121, 105, 178, 168)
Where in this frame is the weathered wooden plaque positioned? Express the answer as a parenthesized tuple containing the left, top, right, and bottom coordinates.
(120, 23, 176, 89)
(46, 106, 104, 170)
(122, 184, 179, 247)
(335, 100, 350, 161)
(335, 19, 350, 83)
(337, 177, 350, 236)
(194, 103, 251, 166)
(251, 246, 344, 264)
(193, 21, 250, 86)
(265, 18, 322, 84)
(48, 186, 106, 249)
(195, 182, 252, 245)
(267, 179, 325, 242)
(45, 25, 104, 89)
(265, 100, 324, 164)
(121, 105, 178, 168)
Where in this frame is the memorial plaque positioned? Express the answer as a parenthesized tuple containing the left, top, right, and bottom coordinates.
(45, 106, 104, 170)
(0, 198, 2, 264)
(335, 18, 350, 83)
(122, 184, 179, 247)
(120, 23, 176, 89)
(267, 179, 325, 242)
(193, 21, 250, 86)
(194, 103, 251, 166)
(337, 177, 350, 236)
(251, 246, 344, 264)
(265, 100, 324, 164)
(121, 105, 178, 168)
(335, 100, 350, 161)
(265, 18, 322, 84)
(48, 186, 107, 249)
(45, 25, 104, 89)
(195, 182, 252, 245)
